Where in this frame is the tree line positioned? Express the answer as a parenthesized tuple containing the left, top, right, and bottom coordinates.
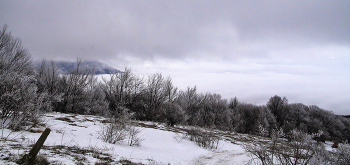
(1, 25, 349, 142)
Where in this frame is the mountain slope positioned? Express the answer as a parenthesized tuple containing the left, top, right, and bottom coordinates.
(34, 60, 121, 75)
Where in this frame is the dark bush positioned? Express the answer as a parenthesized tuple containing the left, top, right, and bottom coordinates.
(161, 102, 185, 126)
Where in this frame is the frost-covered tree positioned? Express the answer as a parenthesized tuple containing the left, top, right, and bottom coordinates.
(35, 59, 63, 111)
(228, 96, 239, 110)
(160, 102, 185, 126)
(0, 25, 33, 75)
(308, 105, 345, 141)
(163, 76, 178, 102)
(175, 86, 201, 125)
(102, 67, 144, 114)
(143, 73, 169, 120)
(0, 25, 49, 132)
(0, 73, 44, 131)
(55, 59, 94, 114)
(285, 103, 309, 132)
(267, 95, 288, 128)
(232, 103, 262, 134)
(84, 77, 109, 116)
(197, 93, 228, 129)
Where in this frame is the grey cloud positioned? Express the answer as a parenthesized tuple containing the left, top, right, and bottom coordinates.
(1, 0, 349, 62)
(1, 0, 350, 115)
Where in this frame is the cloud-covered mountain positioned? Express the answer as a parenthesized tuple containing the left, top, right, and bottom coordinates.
(34, 60, 121, 75)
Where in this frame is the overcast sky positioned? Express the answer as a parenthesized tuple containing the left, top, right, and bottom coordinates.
(1, 0, 349, 115)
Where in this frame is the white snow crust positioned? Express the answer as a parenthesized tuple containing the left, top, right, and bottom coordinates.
(0, 112, 251, 164)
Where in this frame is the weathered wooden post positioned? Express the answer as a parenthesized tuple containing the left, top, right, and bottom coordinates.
(18, 128, 51, 164)
(331, 141, 339, 149)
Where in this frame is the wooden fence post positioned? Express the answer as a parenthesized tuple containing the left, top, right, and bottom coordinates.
(18, 128, 51, 164)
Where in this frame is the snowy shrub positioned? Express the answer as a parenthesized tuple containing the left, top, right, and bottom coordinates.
(242, 128, 283, 165)
(99, 119, 128, 144)
(0, 71, 49, 133)
(243, 141, 273, 165)
(127, 126, 144, 146)
(186, 127, 221, 149)
(99, 110, 130, 144)
(301, 141, 350, 165)
(173, 132, 187, 143)
(99, 110, 143, 146)
(243, 129, 327, 165)
(331, 141, 350, 165)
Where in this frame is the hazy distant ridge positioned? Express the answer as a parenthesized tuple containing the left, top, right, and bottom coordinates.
(34, 60, 121, 75)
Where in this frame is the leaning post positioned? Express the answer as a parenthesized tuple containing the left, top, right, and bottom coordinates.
(18, 128, 51, 164)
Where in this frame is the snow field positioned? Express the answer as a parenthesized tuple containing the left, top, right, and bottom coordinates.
(1, 112, 251, 164)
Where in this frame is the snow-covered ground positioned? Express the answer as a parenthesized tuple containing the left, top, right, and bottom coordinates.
(0, 112, 251, 164)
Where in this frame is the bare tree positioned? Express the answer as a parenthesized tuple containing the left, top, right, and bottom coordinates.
(175, 86, 201, 125)
(163, 76, 178, 102)
(85, 78, 109, 116)
(0, 25, 33, 75)
(56, 59, 94, 114)
(37, 60, 60, 94)
(143, 73, 168, 120)
(102, 67, 144, 115)
(35, 59, 63, 112)
(160, 102, 185, 126)
(228, 96, 239, 110)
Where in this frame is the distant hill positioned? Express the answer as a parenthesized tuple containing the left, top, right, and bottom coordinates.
(34, 60, 121, 75)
